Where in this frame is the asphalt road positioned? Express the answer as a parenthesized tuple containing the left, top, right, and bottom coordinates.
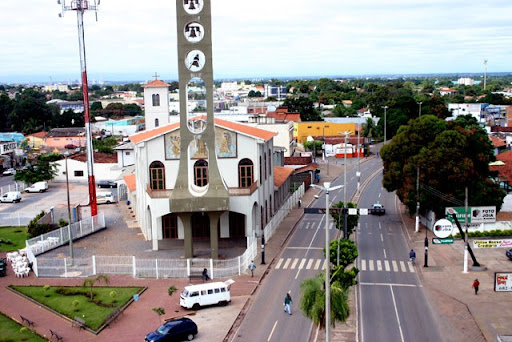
(356, 169, 443, 342)
(233, 156, 382, 342)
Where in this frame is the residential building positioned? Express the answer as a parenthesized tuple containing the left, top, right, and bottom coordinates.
(25, 131, 47, 149)
(53, 152, 119, 183)
(45, 128, 86, 150)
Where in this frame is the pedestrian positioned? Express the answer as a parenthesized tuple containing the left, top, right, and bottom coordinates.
(249, 260, 256, 277)
(202, 268, 210, 281)
(284, 292, 292, 315)
(472, 278, 480, 295)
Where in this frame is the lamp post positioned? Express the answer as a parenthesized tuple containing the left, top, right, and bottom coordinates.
(322, 126, 329, 161)
(65, 154, 74, 266)
(417, 102, 422, 117)
(382, 106, 388, 145)
(415, 102, 422, 233)
(311, 182, 343, 342)
(357, 122, 361, 193)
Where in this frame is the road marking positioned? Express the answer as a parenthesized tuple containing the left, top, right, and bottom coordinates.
(286, 247, 323, 250)
(298, 258, 306, 270)
(360, 282, 419, 287)
(306, 259, 313, 269)
(314, 259, 322, 270)
(390, 285, 405, 342)
(291, 258, 299, 269)
(400, 261, 406, 272)
(408, 262, 415, 273)
(380, 233, 383, 242)
(268, 320, 278, 341)
(384, 260, 390, 272)
(322, 259, 327, 270)
(383, 249, 387, 259)
(283, 258, 291, 269)
(392, 260, 398, 272)
(275, 259, 283, 269)
(369, 259, 374, 271)
(361, 259, 366, 271)
(377, 260, 382, 271)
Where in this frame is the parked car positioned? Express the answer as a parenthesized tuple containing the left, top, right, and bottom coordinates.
(97, 180, 117, 188)
(0, 191, 22, 203)
(97, 191, 116, 204)
(25, 181, 49, 193)
(144, 317, 198, 342)
(506, 249, 512, 261)
(2, 168, 16, 176)
(64, 144, 78, 149)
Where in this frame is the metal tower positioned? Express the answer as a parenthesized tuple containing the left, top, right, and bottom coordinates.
(484, 59, 488, 90)
(58, 0, 98, 216)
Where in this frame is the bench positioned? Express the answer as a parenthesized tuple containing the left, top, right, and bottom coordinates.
(188, 272, 205, 282)
(20, 315, 34, 327)
(72, 316, 86, 330)
(50, 328, 63, 341)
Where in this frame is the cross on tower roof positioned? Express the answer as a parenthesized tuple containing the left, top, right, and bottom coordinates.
(152, 72, 160, 80)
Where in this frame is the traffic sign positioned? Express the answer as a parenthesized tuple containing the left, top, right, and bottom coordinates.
(432, 237, 454, 244)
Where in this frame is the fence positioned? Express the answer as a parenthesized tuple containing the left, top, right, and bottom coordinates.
(0, 212, 33, 227)
(31, 184, 299, 279)
(0, 181, 27, 196)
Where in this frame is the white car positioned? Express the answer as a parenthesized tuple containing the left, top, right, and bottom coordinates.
(25, 181, 49, 193)
(2, 168, 16, 176)
(0, 191, 22, 203)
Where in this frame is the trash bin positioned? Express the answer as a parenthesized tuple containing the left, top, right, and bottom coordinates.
(126, 200, 131, 206)
(133, 294, 139, 302)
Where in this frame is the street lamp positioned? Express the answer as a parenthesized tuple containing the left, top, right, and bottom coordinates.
(322, 125, 329, 162)
(382, 106, 388, 145)
(417, 102, 422, 117)
(64, 154, 74, 266)
(311, 182, 343, 342)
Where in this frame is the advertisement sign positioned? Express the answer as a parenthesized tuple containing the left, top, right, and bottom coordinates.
(495, 272, 512, 292)
(432, 237, 454, 244)
(433, 219, 453, 238)
(473, 239, 512, 249)
(445, 206, 496, 224)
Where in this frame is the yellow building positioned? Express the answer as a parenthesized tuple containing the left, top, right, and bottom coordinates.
(25, 131, 47, 149)
(294, 122, 358, 143)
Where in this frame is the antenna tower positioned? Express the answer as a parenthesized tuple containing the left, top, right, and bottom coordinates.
(484, 59, 488, 90)
(58, 0, 99, 216)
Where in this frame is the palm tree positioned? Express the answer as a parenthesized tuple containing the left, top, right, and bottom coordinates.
(82, 274, 110, 300)
(300, 273, 350, 328)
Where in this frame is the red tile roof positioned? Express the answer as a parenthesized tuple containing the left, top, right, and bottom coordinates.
(497, 150, 512, 162)
(144, 80, 169, 87)
(69, 152, 118, 163)
(123, 174, 136, 192)
(274, 166, 294, 187)
(130, 118, 276, 145)
(27, 131, 48, 139)
(490, 136, 506, 148)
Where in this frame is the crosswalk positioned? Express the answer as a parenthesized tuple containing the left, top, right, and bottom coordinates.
(301, 222, 335, 229)
(274, 257, 416, 273)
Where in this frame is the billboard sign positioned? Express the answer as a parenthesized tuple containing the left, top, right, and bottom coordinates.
(433, 219, 453, 238)
(473, 239, 512, 249)
(495, 272, 512, 292)
(445, 206, 496, 224)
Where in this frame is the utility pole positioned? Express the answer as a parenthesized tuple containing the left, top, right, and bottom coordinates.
(382, 106, 388, 145)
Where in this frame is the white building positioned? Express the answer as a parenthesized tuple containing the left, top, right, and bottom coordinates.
(457, 78, 475, 86)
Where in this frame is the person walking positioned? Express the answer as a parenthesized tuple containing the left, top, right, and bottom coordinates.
(472, 278, 480, 295)
(409, 249, 416, 266)
(249, 260, 256, 277)
(284, 292, 292, 315)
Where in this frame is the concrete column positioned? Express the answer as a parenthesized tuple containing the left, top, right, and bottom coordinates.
(209, 212, 222, 259)
(180, 213, 193, 258)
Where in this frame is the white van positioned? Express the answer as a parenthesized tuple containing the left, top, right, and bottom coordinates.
(97, 191, 116, 204)
(25, 181, 49, 193)
(0, 191, 22, 203)
(180, 279, 234, 310)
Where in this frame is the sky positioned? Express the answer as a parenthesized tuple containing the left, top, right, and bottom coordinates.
(1, 0, 512, 84)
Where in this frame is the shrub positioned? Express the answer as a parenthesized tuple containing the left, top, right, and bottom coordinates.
(58, 219, 68, 227)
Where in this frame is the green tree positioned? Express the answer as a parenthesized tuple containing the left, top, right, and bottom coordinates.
(124, 103, 142, 116)
(9, 89, 52, 133)
(14, 153, 59, 184)
(281, 97, 322, 121)
(330, 202, 359, 238)
(82, 274, 110, 300)
(92, 137, 117, 154)
(381, 114, 506, 217)
(299, 274, 349, 328)
(328, 239, 358, 269)
(0, 93, 14, 132)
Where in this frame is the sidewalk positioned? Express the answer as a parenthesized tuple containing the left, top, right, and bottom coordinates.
(401, 208, 512, 341)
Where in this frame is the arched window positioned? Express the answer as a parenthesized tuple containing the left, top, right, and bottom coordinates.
(155, 118, 159, 128)
(238, 158, 254, 187)
(152, 94, 160, 106)
(264, 153, 267, 180)
(194, 159, 209, 186)
(149, 161, 165, 190)
(268, 148, 272, 175)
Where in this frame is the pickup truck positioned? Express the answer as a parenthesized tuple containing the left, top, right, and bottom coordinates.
(370, 203, 386, 215)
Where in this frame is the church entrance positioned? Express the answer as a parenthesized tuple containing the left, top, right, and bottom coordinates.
(191, 212, 210, 238)
(229, 211, 246, 238)
(162, 213, 178, 239)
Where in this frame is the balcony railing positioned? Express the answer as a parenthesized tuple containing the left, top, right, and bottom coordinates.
(228, 181, 258, 196)
(146, 185, 172, 198)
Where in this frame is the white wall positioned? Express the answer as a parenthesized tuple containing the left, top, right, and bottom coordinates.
(53, 159, 123, 183)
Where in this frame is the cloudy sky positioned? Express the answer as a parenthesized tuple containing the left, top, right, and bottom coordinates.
(1, 0, 511, 83)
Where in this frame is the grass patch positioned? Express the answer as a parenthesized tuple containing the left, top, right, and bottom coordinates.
(0, 311, 46, 342)
(10, 285, 143, 331)
(0, 226, 29, 252)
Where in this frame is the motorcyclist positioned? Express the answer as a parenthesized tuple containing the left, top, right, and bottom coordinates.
(409, 249, 416, 264)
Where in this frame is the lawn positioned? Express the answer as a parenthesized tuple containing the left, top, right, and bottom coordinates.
(0, 226, 29, 252)
(0, 311, 46, 342)
(10, 285, 144, 332)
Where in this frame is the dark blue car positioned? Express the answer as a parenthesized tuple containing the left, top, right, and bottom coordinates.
(506, 249, 512, 261)
(145, 317, 198, 342)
